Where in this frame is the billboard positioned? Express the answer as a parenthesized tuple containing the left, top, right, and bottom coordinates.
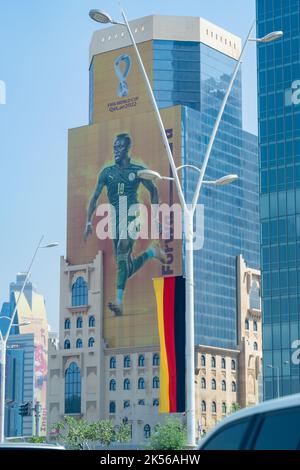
(67, 106, 183, 347)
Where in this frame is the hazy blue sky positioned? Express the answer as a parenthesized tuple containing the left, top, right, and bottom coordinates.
(0, 0, 257, 332)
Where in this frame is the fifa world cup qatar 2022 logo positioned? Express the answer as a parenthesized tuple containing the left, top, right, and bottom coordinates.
(114, 54, 132, 97)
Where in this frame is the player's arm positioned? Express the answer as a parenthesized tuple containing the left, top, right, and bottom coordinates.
(84, 169, 106, 240)
(141, 177, 159, 205)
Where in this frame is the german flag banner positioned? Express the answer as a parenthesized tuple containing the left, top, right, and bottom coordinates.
(153, 276, 186, 413)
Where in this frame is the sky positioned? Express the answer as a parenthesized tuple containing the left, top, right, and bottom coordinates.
(0, 0, 257, 332)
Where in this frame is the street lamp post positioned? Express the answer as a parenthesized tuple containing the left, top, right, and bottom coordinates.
(0, 236, 58, 443)
(89, 7, 283, 447)
(267, 364, 280, 399)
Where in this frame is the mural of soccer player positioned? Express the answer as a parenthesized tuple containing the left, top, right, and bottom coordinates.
(84, 133, 167, 316)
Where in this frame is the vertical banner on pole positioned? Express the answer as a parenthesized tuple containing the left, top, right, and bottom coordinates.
(153, 276, 186, 413)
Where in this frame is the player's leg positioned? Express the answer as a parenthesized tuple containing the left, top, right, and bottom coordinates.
(128, 240, 168, 279)
(108, 237, 131, 316)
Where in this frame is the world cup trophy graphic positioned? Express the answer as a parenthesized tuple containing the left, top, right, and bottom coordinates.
(114, 54, 132, 97)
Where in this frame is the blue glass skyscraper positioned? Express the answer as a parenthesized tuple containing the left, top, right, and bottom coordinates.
(257, 0, 300, 398)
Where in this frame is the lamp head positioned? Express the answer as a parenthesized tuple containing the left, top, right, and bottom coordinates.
(260, 31, 283, 43)
(89, 9, 113, 24)
(215, 174, 239, 186)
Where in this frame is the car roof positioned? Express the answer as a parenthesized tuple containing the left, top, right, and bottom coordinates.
(199, 393, 300, 448)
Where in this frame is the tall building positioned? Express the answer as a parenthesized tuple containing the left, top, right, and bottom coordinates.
(0, 274, 48, 437)
(48, 15, 260, 443)
(256, 0, 300, 399)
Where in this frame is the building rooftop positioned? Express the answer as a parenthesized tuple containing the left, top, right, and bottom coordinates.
(89, 14, 241, 64)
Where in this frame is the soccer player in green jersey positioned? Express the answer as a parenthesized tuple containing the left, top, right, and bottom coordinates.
(84, 133, 167, 316)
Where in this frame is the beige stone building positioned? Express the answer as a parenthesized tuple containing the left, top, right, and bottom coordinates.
(47, 253, 261, 443)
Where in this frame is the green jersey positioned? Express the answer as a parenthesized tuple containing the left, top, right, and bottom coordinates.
(98, 160, 148, 211)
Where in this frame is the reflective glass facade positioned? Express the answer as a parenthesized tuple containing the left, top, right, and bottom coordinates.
(153, 41, 259, 349)
(257, 0, 300, 398)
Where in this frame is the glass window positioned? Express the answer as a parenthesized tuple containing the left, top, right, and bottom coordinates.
(88, 316, 95, 327)
(76, 317, 83, 329)
(64, 319, 71, 330)
(201, 355, 206, 366)
(202, 418, 251, 450)
(138, 399, 145, 406)
(254, 321, 258, 332)
(232, 381, 237, 392)
(110, 357, 116, 369)
(254, 342, 258, 351)
(65, 362, 81, 414)
(221, 358, 226, 369)
(138, 355, 145, 367)
(245, 319, 249, 330)
(231, 360, 236, 371)
(88, 337, 95, 348)
(211, 356, 216, 368)
(222, 380, 226, 391)
(153, 399, 159, 407)
(253, 407, 300, 450)
(64, 339, 70, 350)
(109, 401, 116, 413)
(211, 379, 216, 390)
(153, 377, 160, 389)
(211, 401, 217, 413)
(124, 379, 130, 390)
(144, 424, 151, 439)
(72, 277, 88, 307)
(222, 402, 227, 414)
(138, 378, 145, 390)
(201, 401, 206, 412)
(109, 379, 116, 391)
(76, 338, 83, 349)
(124, 356, 131, 368)
(153, 354, 160, 366)
(201, 378, 206, 389)
(124, 400, 130, 409)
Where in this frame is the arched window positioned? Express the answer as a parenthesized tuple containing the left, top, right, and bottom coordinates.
(76, 317, 83, 329)
(153, 354, 160, 366)
(144, 424, 151, 439)
(222, 402, 227, 414)
(109, 401, 116, 413)
(153, 377, 159, 389)
(138, 399, 145, 406)
(201, 400, 206, 412)
(76, 338, 83, 349)
(253, 320, 258, 331)
(222, 380, 226, 391)
(250, 280, 261, 310)
(211, 379, 216, 390)
(245, 319, 249, 330)
(124, 379, 130, 390)
(88, 316, 95, 327)
(211, 356, 216, 368)
(64, 319, 71, 330)
(124, 400, 130, 409)
(65, 362, 81, 414)
(232, 381, 237, 392)
(231, 359, 236, 371)
(109, 379, 116, 391)
(138, 355, 145, 367)
(211, 401, 217, 413)
(64, 339, 70, 350)
(221, 358, 226, 369)
(124, 355, 131, 368)
(201, 378, 206, 389)
(110, 357, 116, 369)
(88, 337, 95, 348)
(138, 378, 145, 390)
(201, 355, 206, 367)
(153, 399, 159, 407)
(254, 341, 258, 351)
(72, 277, 88, 307)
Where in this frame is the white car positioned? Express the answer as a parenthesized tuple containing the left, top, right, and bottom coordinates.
(198, 393, 300, 450)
